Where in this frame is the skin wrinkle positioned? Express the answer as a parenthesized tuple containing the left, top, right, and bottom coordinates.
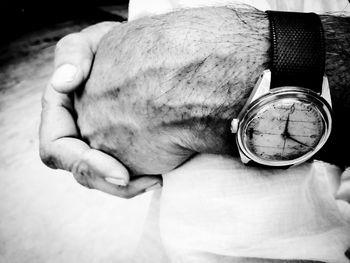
(74, 6, 350, 175)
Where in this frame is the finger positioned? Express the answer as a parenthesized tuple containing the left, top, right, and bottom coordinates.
(51, 22, 118, 93)
(72, 159, 162, 198)
(74, 148, 130, 186)
(119, 176, 163, 198)
(40, 84, 129, 184)
(40, 84, 78, 146)
(93, 176, 162, 199)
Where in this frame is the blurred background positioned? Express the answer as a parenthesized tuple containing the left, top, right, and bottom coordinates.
(0, 1, 129, 64)
(0, 1, 163, 262)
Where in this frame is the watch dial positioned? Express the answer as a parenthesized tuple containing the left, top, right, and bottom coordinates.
(243, 99, 325, 162)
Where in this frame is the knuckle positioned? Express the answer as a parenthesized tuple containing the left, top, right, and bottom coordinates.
(72, 162, 95, 189)
(72, 160, 91, 179)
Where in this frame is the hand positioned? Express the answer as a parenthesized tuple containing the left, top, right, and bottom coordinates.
(39, 22, 162, 198)
(73, 7, 263, 175)
(74, 6, 350, 175)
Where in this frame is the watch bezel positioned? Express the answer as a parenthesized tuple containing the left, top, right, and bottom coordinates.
(236, 87, 332, 167)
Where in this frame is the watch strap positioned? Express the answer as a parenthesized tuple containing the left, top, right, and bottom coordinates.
(266, 11, 325, 92)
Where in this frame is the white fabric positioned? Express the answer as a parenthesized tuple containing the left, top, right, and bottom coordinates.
(127, 1, 350, 262)
(129, 0, 350, 21)
(160, 155, 350, 263)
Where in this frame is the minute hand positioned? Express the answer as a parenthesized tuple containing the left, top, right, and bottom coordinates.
(286, 135, 312, 148)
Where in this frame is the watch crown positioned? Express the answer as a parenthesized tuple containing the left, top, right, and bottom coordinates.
(231, 118, 239, 133)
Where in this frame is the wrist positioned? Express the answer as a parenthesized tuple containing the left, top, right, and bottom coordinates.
(176, 11, 350, 162)
(189, 12, 350, 163)
(173, 11, 350, 161)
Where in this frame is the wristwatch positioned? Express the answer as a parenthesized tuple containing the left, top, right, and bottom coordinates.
(231, 11, 332, 167)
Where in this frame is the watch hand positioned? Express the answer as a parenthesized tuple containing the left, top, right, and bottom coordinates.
(282, 135, 287, 155)
(282, 113, 290, 137)
(281, 104, 295, 138)
(281, 109, 292, 155)
(287, 135, 311, 148)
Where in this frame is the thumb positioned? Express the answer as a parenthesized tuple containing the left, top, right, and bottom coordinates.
(51, 22, 118, 93)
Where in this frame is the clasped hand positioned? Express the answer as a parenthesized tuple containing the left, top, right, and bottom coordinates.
(39, 22, 163, 198)
(39, 7, 267, 197)
(73, 19, 233, 175)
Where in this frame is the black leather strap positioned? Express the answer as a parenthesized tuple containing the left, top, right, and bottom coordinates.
(266, 11, 325, 92)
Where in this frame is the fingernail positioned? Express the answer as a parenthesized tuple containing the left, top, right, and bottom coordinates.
(105, 177, 127, 186)
(146, 182, 162, 192)
(52, 64, 77, 84)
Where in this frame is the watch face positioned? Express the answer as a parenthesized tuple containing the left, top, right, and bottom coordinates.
(237, 88, 332, 166)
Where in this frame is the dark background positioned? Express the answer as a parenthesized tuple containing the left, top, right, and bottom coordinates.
(0, 1, 129, 45)
(0, 1, 129, 66)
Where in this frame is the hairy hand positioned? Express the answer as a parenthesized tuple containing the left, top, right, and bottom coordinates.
(40, 22, 162, 196)
(74, 6, 350, 174)
(74, 6, 269, 175)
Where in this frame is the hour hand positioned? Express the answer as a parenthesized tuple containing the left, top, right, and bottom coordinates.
(282, 105, 295, 138)
(282, 113, 290, 138)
